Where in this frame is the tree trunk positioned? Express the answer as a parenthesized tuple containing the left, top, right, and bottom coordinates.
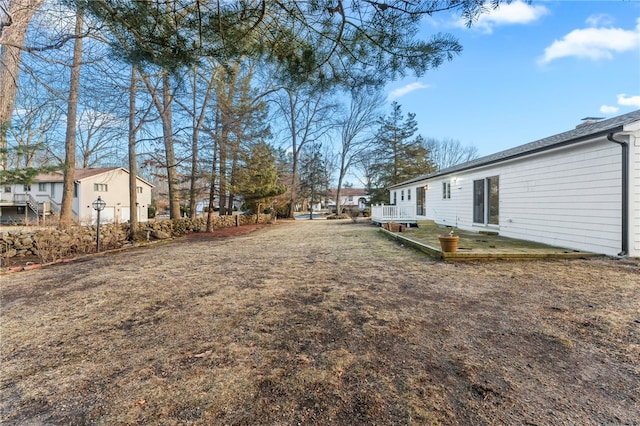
(161, 73, 180, 219)
(188, 67, 198, 218)
(59, 9, 84, 229)
(185, 65, 216, 219)
(0, 0, 45, 170)
(218, 125, 227, 216)
(127, 65, 138, 239)
(335, 172, 344, 215)
(286, 92, 298, 218)
(227, 152, 237, 214)
(205, 129, 218, 233)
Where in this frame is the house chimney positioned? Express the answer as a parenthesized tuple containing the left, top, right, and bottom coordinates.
(576, 116, 604, 128)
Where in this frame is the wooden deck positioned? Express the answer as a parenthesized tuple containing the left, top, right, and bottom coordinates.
(378, 220, 600, 261)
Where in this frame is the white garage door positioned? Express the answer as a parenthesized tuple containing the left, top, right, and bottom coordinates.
(121, 207, 131, 222)
(92, 207, 115, 224)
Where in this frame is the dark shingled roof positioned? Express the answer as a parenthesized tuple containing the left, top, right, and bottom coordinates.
(389, 109, 640, 189)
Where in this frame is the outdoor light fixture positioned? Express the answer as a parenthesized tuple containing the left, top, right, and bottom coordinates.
(92, 196, 106, 252)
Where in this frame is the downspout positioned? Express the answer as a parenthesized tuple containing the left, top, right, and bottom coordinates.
(607, 132, 628, 256)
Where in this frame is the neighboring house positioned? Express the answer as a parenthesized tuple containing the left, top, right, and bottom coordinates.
(326, 188, 370, 212)
(0, 167, 153, 225)
(373, 110, 640, 257)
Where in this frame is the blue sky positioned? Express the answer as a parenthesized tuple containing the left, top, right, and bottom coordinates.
(384, 0, 640, 157)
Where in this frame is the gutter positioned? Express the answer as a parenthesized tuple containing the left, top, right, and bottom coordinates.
(607, 132, 628, 256)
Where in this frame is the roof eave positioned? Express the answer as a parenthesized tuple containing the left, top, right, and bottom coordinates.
(388, 125, 625, 190)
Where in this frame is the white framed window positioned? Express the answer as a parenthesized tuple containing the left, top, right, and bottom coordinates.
(407, 188, 411, 201)
(38, 183, 47, 192)
(23, 184, 31, 192)
(401, 190, 404, 201)
(136, 186, 143, 194)
(94, 183, 108, 192)
(393, 191, 397, 204)
(442, 182, 451, 199)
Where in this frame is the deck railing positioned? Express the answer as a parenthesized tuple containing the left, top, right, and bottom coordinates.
(370, 204, 416, 223)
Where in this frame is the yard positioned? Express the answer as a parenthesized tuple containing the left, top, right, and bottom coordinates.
(1, 220, 639, 424)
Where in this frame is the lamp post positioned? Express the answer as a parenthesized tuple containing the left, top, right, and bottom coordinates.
(92, 196, 106, 252)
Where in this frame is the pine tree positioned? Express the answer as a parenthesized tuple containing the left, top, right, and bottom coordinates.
(234, 141, 285, 221)
(369, 102, 434, 203)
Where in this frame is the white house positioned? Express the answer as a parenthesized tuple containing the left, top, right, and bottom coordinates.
(327, 188, 370, 212)
(373, 110, 640, 257)
(0, 167, 153, 225)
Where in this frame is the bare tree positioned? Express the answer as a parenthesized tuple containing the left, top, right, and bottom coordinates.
(76, 107, 126, 168)
(272, 85, 336, 218)
(0, 0, 45, 170)
(334, 89, 383, 214)
(127, 64, 158, 239)
(7, 78, 60, 168)
(183, 63, 216, 218)
(425, 137, 479, 170)
(137, 70, 181, 219)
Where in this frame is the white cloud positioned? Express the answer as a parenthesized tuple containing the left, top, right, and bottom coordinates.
(457, 0, 548, 33)
(387, 82, 430, 101)
(617, 93, 640, 108)
(539, 18, 640, 64)
(586, 14, 614, 28)
(599, 93, 640, 115)
(600, 105, 619, 114)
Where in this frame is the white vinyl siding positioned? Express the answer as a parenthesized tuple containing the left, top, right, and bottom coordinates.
(631, 129, 640, 256)
(499, 142, 620, 250)
(401, 137, 625, 256)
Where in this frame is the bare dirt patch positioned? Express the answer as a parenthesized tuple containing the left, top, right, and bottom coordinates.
(1, 220, 639, 425)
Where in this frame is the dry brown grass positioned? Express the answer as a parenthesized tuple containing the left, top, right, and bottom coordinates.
(1, 219, 639, 425)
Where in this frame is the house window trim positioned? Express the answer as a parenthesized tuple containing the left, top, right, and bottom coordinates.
(94, 183, 108, 192)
